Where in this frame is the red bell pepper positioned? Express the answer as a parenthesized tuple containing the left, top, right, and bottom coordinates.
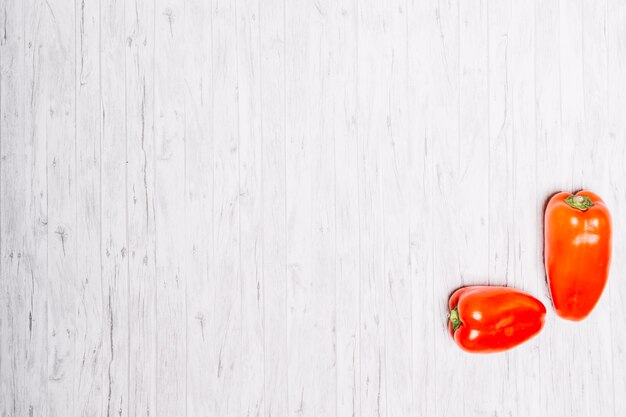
(544, 191, 612, 321)
(448, 286, 546, 353)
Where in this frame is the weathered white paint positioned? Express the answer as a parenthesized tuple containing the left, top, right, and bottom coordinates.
(1, 1, 625, 416)
(126, 0, 157, 416)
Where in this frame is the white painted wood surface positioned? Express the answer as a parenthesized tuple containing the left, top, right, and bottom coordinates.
(1, 1, 625, 416)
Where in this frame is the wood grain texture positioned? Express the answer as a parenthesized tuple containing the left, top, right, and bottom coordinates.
(607, 0, 626, 415)
(2, 1, 626, 416)
(1, 2, 32, 417)
(332, 1, 359, 416)
(42, 1, 77, 416)
(101, 0, 130, 416)
(356, 0, 385, 413)
(259, 0, 288, 415)
(154, 0, 186, 415)
(75, 0, 103, 416)
(407, 1, 435, 415)
(212, 1, 242, 416)
(125, 0, 157, 416)
(184, 1, 212, 417)
(236, 0, 266, 415)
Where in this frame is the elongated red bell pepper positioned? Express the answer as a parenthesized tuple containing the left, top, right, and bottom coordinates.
(448, 286, 546, 353)
(544, 190, 612, 321)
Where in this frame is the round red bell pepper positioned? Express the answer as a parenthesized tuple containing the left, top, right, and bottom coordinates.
(448, 286, 546, 353)
(544, 190, 612, 321)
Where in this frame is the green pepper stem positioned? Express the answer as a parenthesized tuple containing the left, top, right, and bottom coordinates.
(564, 195, 594, 211)
(449, 307, 463, 332)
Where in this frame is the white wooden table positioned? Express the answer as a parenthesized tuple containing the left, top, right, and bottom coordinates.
(1, 0, 625, 416)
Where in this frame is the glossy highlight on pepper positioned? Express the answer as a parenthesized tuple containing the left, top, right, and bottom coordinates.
(448, 286, 546, 354)
(544, 190, 612, 321)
